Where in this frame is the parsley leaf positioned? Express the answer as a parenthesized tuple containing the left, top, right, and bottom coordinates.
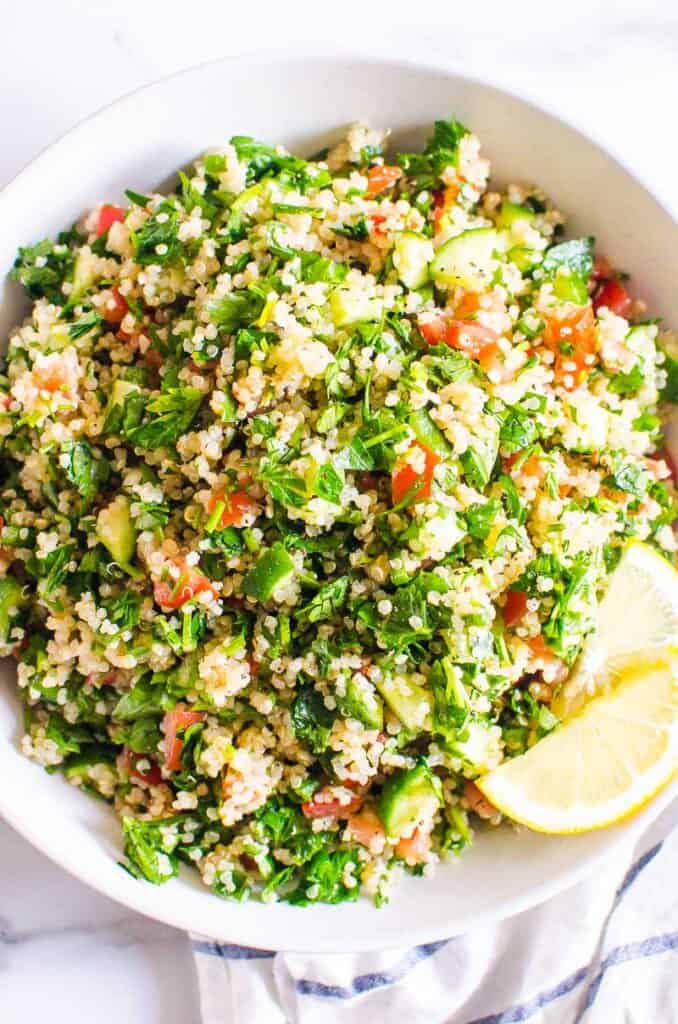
(291, 686, 335, 754)
(297, 576, 350, 625)
(11, 236, 76, 304)
(126, 388, 203, 448)
(133, 201, 181, 265)
(257, 458, 308, 508)
(60, 441, 111, 505)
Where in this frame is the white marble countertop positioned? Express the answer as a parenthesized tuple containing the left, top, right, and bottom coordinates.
(1, 2, 676, 1021)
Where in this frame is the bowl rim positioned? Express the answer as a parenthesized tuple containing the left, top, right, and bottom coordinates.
(0, 47, 676, 952)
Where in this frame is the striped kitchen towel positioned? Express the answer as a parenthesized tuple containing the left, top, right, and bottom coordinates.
(191, 801, 678, 1023)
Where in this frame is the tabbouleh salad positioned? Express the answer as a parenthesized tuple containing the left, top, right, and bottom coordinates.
(1, 118, 676, 907)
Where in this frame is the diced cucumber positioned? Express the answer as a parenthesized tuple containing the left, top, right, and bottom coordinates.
(242, 542, 295, 602)
(0, 575, 25, 644)
(409, 409, 453, 457)
(379, 763, 443, 839)
(329, 288, 383, 327)
(339, 674, 383, 731)
(431, 228, 502, 291)
(393, 232, 434, 290)
(542, 237, 594, 280)
(553, 270, 588, 305)
(96, 495, 138, 571)
(451, 721, 503, 773)
(375, 673, 432, 732)
(70, 248, 98, 302)
(495, 202, 535, 230)
(506, 244, 541, 273)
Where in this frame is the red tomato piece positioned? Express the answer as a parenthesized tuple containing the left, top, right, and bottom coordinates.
(368, 212, 388, 236)
(96, 204, 125, 237)
(418, 312, 498, 359)
(154, 560, 214, 610)
(207, 489, 257, 529)
(592, 255, 614, 281)
(124, 747, 163, 786)
(162, 708, 206, 772)
(503, 589, 529, 628)
(527, 635, 568, 682)
(593, 278, 633, 318)
(102, 286, 129, 325)
(542, 305, 597, 389)
(365, 165, 402, 198)
(395, 826, 432, 865)
(464, 780, 498, 820)
(391, 442, 441, 505)
(302, 790, 364, 820)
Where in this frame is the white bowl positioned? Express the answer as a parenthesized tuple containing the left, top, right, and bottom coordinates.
(1, 53, 676, 953)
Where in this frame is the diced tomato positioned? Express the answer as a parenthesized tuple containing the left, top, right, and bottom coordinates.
(593, 278, 633, 318)
(102, 286, 129, 325)
(365, 165, 402, 198)
(123, 747, 163, 786)
(431, 185, 459, 234)
(527, 634, 568, 683)
(248, 657, 260, 677)
(418, 314, 448, 346)
(477, 340, 518, 384)
(419, 312, 499, 362)
(96, 204, 125, 237)
(302, 789, 364, 820)
(369, 213, 388, 237)
(445, 321, 499, 358)
(432, 190, 446, 234)
(464, 780, 497, 820)
(542, 304, 597, 388)
(504, 451, 545, 485)
(395, 826, 432, 865)
(207, 489, 257, 529)
(592, 255, 614, 281)
(391, 442, 440, 505)
(345, 805, 386, 850)
(162, 708, 206, 772)
(503, 589, 529, 628)
(652, 449, 677, 483)
(154, 559, 214, 610)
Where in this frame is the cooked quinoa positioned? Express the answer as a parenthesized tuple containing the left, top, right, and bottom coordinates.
(1, 118, 677, 907)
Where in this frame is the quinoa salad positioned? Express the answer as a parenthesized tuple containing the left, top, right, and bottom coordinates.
(1, 118, 676, 908)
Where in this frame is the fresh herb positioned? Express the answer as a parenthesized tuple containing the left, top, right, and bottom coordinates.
(126, 388, 203, 448)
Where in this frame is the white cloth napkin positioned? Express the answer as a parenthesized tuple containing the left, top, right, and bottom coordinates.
(191, 801, 678, 1023)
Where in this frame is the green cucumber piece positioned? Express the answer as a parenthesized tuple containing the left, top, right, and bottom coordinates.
(431, 228, 502, 290)
(96, 495, 138, 571)
(0, 575, 25, 644)
(393, 232, 434, 289)
(375, 674, 432, 732)
(379, 763, 443, 839)
(542, 237, 594, 280)
(495, 202, 535, 229)
(329, 288, 382, 327)
(243, 542, 295, 601)
(340, 675, 383, 730)
(553, 271, 588, 305)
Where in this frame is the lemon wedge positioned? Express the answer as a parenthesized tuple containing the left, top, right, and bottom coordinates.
(477, 650, 678, 833)
(552, 540, 678, 720)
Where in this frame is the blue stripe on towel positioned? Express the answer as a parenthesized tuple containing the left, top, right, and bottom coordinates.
(579, 930, 678, 1017)
(191, 939, 275, 960)
(294, 939, 450, 999)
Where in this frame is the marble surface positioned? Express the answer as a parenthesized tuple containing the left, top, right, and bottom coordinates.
(1, 2, 676, 1021)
